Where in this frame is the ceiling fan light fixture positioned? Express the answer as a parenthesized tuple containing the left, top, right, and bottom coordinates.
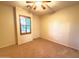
(35, 0, 42, 7)
(26, 0, 51, 10)
(41, 5, 46, 9)
(34, 6, 36, 10)
(26, 5, 31, 9)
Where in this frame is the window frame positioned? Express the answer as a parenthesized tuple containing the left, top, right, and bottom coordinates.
(19, 15, 31, 35)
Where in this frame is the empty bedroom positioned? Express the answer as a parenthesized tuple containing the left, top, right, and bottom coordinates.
(0, 0, 79, 58)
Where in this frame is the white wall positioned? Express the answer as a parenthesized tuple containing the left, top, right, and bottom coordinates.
(32, 14, 40, 39)
(40, 4, 79, 50)
(15, 7, 40, 45)
(0, 4, 40, 48)
(15, 7, 33, 45)
(0, 4, 16, 48)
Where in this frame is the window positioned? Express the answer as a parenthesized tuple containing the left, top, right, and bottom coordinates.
(19, 15, 31, 35)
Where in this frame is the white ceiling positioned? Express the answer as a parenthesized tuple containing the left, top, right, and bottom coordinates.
(0, 1, 79, 16)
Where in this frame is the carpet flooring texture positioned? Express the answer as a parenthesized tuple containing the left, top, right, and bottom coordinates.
(0, 38, 79, 58)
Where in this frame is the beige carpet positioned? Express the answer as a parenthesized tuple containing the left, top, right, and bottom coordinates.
(0, 38, 79, 58)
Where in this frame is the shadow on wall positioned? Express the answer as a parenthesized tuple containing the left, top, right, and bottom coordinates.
(69, 20, 79, 50)
(48, 19, 70, 44)
(48, 19, 79, 50)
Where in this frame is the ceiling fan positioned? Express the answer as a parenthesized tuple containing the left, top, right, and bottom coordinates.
(26, 1, 51, 10)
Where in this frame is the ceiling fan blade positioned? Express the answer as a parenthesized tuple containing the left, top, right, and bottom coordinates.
(43, 1, 51, 3)
(26, 1, 34, 3)
(26, 1, 51, 3)
(26, 5, 31, 9)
